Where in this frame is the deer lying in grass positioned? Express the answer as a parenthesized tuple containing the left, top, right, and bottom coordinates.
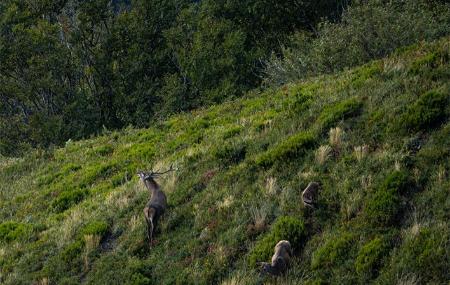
(137, 166, 174, 246)
(260, 240, 293, 276)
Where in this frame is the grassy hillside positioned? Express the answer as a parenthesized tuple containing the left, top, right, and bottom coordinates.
(1, 37, 449, 285)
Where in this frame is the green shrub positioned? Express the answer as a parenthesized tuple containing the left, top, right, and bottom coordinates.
(317, 98, 363, 130)
(365, 171, 410, 227)
(91, 145, 114, 156)
(311, 232, 355, 270)
(81, 221, 109, 237)
(355, 237, 390, 278)
(213, 140, 247, 167)
(62, 163, 82, 173)
(50, 189, 88, 213)
(222, 125, 243, 139)
(387, 227, 450, 283)
(365, 186, 400, 227)
(61, 240, 84, 263)
(409, 50, 449, 75)
(81, 162, 119, 186)
(85, 254, 153, 285)
(379, 170, 411, 194)
(350, 63, 382, 88)
(255, 131, 316, 168)
(0, 221, 31, 243)
(397, 90, 448, 133)
(249, 216, 306, 267)
(287, 85, 313, 114)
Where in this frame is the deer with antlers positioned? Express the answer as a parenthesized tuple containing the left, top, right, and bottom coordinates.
(137, 166, 175, 246)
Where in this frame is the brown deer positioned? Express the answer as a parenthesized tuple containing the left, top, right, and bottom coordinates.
(260, 240, 293, 276)
(137, 166, 174, 246)
(302, 182, 320, 209)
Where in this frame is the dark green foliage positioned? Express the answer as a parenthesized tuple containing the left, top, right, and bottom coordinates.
(409, 49, 450, 75)
(255, 131, 316, 168)
(92, 145, 114, 157)
(264, 0, 450, 85)
(0, 221, 31, 243)
(355, 237, 390, 278)
(249, 216, 306, 267)
(317, 98, 363, 130)
(396, 90, 448, 133)
(86, 254, 153, 285)
(81, 221, 109, 237)
(61, 240, 84, 263)
(213, 140, 247, 167)
(365, 171, 411, 227)
(50, 189, 88, 213)
(0, 0, 344, 155)
(379, 170, 411, 195)
(365, 193, 398, 228)
(222, 126, 242, 139)
(381, 227, 450, 283)
(81, 162, 119, 186)
(311, 232, 355, 270)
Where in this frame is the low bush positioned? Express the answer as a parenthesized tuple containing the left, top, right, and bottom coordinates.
(355, 237, 390, 278)
(50, 189, 88, 213)
(0, 221, 31, 243)
(61, 240, 84, 263)
(317, 98, 363, 130)
(287, 85, 313, 114)
(379, 170, 411, 195)
(213, 140, 247, 167)
(81, 162, 119, 186)
(396, 90, 448, 133)
(311, 232, 355, 270)
(91, 145, 114, 156)
(409, 49, 449, 75)
(82, 221, 109, 237)
(85, 254, 153, 285)
(255, 131, 316, 168)
(381, 227, 450, 283)
(365, 171, 410, 227)
(222, 125, 243, 139)
(248, 216, 306, 267)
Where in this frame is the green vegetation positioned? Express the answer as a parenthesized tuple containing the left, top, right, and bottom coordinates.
(50, 189, 89, 213)
(311, 232, 355, 270)
(317, 98, 363, 130)
(0, 0, 345, 156)
(248, 216, 305, 267)
(364, 171, 411, 227)
(396, 90, 449, 133)
(0, 221, 31, 243)
(355, 236, 390, 278)
(255, 131, 316, 168)
(264, 0, 450, 85)
(0, 35, 449, 285)
(82, 221, 109, 237)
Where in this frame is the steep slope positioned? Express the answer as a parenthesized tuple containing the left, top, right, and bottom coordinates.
(0, 37, 449, 285)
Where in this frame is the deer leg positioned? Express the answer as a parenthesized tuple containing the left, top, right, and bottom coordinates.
(144, 207, 155, 246)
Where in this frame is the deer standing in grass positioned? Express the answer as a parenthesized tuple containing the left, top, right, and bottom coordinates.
(137, 166, 174, 246)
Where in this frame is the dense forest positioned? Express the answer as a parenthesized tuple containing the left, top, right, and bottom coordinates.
(0, 0, 347, 155)
(1, 0, 448, 156)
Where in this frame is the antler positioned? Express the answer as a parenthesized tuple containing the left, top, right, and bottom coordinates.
(138, 165, 177, 179)
(150, 165, 176, 177)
